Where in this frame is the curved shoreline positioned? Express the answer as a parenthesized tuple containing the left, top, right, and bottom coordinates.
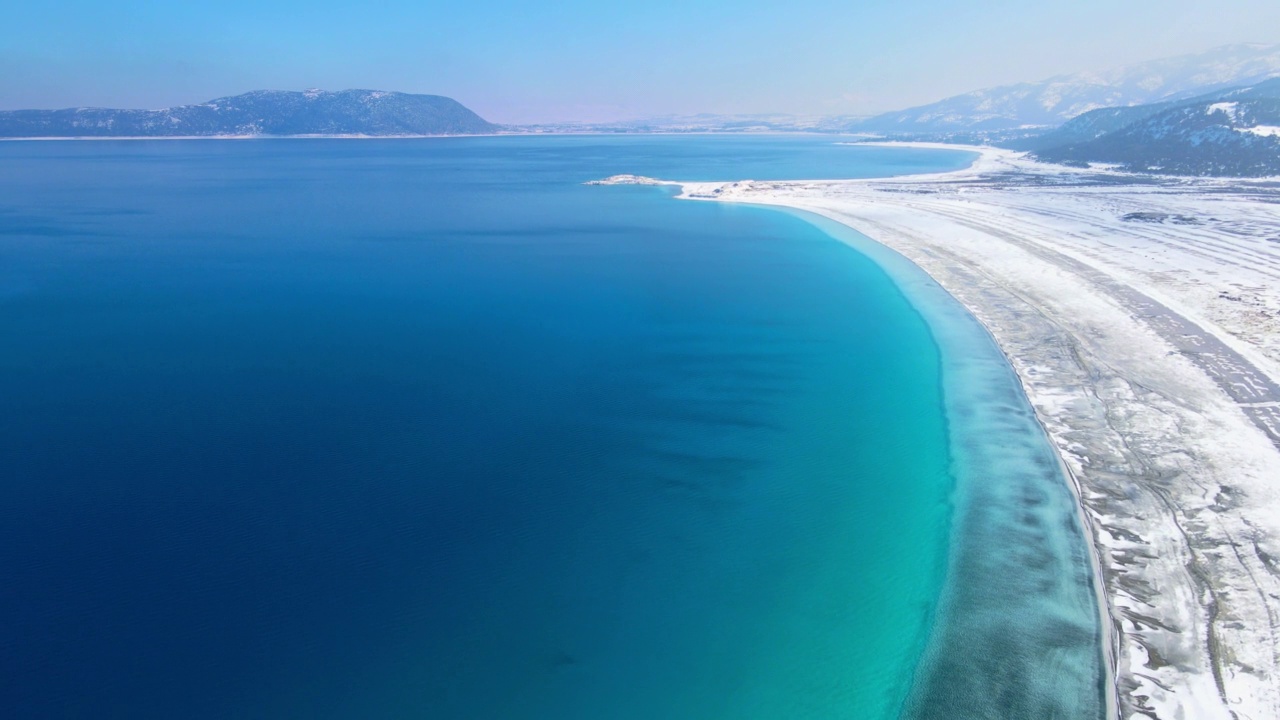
(691, 153, 1280, 719)
(784, 208, 1113, 719)
(595, 145, 1280, 719)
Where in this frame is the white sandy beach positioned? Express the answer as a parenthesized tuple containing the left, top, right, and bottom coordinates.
(597, 147, 1280, 719)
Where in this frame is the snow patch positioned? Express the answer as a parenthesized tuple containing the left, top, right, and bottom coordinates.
(1206, 101, 1240, 121)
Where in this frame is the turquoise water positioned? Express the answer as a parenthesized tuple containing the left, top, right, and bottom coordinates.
(800, 215, 1106, 718)
(0, 136, 1100, 718)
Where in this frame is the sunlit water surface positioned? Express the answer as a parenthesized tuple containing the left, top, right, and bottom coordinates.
(0, 136, 1100, 719)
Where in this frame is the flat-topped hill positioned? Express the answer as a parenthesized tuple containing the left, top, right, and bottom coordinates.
(0, 89, 499, 137)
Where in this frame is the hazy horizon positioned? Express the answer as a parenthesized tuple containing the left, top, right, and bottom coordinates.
(5, 1, 1280, 123)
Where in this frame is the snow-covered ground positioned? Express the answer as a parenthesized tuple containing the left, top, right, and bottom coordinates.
(595, 147, 1280, 720)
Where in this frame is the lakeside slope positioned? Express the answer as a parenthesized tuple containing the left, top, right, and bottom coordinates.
(604, 148, 1280, 719)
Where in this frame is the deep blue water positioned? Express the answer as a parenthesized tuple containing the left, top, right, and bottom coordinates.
(0, 136, 1100, 719)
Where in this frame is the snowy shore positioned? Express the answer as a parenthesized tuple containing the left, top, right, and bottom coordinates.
(596, 147, 1280, 719)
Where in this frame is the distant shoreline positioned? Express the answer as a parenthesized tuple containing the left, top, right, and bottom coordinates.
(0, 133, 508, 141)
(0, 131, 874, 141)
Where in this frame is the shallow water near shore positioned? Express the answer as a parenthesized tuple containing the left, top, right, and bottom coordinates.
(0, 136, 1098, 718)
(793, 212, 1107, 719)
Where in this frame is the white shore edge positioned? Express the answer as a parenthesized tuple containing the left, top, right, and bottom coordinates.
(591, 146, 1280, 720)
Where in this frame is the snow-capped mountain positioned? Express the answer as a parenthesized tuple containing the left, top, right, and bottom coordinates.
(0, 90, 499, 137)
(1033, 78, 1280, 176)
(854, 43, 1280, 134)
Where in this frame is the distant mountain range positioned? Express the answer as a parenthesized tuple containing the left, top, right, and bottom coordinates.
(851, 43, 1280, 134)
(4, 46, 1278, 177)
(520, 112, 869, 135)
(515, 42, 1280, 181)
(0, 89, 499, 137)
(1023, 78, 1280, 176)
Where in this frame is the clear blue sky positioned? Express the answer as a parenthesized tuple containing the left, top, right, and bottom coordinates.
(4, 0, 1279, 122)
